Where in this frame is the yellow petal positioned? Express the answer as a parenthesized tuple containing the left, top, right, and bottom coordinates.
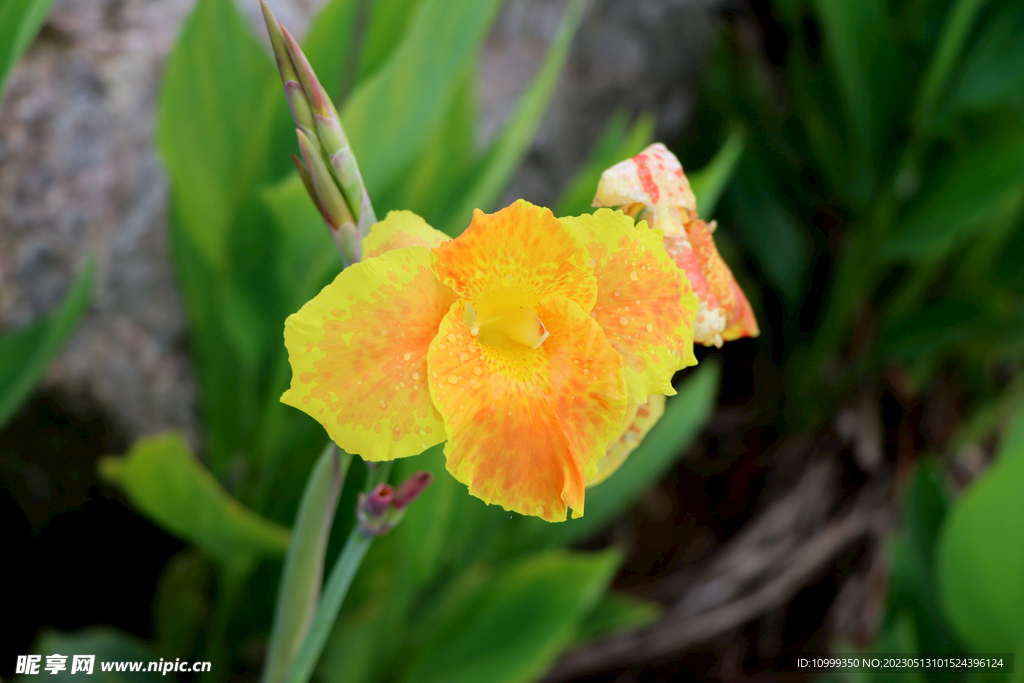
(588, 394, 666, 487)
(560, 209, 698, 404)
(427, 297, 626, 522)
(282, 247, 457, 460)
(362, 210, 450, 260)
(431, 199, 597, 322)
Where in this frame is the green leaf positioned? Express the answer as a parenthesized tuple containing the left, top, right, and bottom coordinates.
(261, 172, 342, 315)
(869, 611, 928, 683)
(357, 0, 426, 83)
(920, 0, 1000, 125)
(521, 361, 720, 549)
(0, 0, 56, 99)
(944, 0, 1024, 115)
(731, 160, 811, 301)
(0, 259, 93, 429)
(811, 0, 903, 182)
(17, 627, 156, 683)
(573, 592, 661, 646)
(99, 432, 290, 573)
(689, 122, 747, 220)
(999, 406, 1024, 465)
(884, 461, 965, 678)
(399, 549, 620, 683)
(937, 445, 1024, 652)
(886, 129, 1024, 263)
(378, 69, 478, 225)
(342, 0, 503, 197)
(444, 0, 586, 232)
(157, 0, 286, 268)
(152, 550, 211, 658)
(553, 111, 655, 219)
(879, 298, 985, 364)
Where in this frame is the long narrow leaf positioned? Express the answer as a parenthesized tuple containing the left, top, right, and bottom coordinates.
(341, 0, 504, 196)
(0, 259, 93, 429)
(444, 0, 585, 233)
(157, 0, 286, 268)
(0, 0, 56, 98)
(688, 122, 747, 220)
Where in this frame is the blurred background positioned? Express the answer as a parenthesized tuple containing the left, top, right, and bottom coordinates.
(3, 0, 1023, 681)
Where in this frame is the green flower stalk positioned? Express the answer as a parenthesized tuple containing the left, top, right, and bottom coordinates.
(260, 0, 377, 266)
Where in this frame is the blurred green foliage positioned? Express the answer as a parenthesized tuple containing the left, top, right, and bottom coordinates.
(0, 261, 93, 430)
(689, 0, 1024, 423)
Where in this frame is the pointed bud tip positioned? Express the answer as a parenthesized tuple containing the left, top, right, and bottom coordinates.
(393, 471, 433, 510)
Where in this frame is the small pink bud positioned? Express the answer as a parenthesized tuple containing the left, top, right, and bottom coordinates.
(393, 471, 433, 510)
(363, 483, 393, 517)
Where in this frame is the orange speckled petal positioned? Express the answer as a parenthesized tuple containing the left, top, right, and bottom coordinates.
(431, 200, 597, 319)
(589, 394, 666, 487)
(592, 143, 695, 235)
(282, 247, 458, 460)
(685, 219, 758, 345)
(721, 276, 760, 341)
(662, 231, 728, 346)
(561, 209, 698, 403)
(427, 297, 626, 522)
(361, 210, 450, 260)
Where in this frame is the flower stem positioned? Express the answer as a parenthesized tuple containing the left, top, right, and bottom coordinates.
(282, 460, 393, 683)
(262, 443, 351, 683)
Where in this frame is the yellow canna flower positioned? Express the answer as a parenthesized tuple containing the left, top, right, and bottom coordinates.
(282, 201, 698, 521)
(594, 143, 759, 347)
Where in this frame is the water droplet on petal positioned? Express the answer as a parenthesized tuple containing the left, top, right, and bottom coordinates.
(447, 333, 457, 342)
(421, 442, 428, 449)
(583, 368, 590, 375)
(619, 316, 630, 326)
(613, 290, 621, 297)
(629, 270, 639, 281)
(448, 375, 459, 384)
(403, 352, 412, 361)
(646, 323, 654, 333)
(379, 399, 386, 408)
(420, 429, 427, 435)
(413, 372, 420, 380)
(473, 367, 483, 376)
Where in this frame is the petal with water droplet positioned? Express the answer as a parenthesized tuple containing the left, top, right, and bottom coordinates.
(431, 200, 597, 322)
(560, 209, 698, 403)
(282, 247, 456, 460)
(426, 297, 625, 522)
